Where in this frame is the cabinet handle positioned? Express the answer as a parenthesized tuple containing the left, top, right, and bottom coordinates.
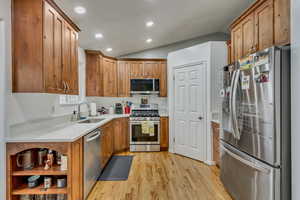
(62, 81, 66, 92)
(66, 82, 70, 92)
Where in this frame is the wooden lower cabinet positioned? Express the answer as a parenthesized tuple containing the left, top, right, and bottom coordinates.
(6, 139, 83, 200)
(100, 121, 114, 168)
(113, 118, 129, 153)
(160, 117, 169, 151)
(212, 121, 220, 167)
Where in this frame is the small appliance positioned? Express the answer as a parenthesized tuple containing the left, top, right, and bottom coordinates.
(130, 79, 159, 95)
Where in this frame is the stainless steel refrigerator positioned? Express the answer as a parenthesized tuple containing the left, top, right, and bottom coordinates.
(220, 46, 291, 200)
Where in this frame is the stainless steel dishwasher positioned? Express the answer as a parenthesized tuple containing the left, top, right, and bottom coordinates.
(84, 128, 102, 199)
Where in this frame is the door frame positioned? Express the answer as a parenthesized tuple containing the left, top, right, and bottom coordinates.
(169, 61, 214, 165)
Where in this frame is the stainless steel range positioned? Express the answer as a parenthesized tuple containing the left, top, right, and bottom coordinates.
(130, 104, 160, 152)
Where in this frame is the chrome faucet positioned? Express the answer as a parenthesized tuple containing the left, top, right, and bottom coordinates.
(77, 102, 91, 120)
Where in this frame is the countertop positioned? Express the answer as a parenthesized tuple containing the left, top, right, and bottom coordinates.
(7, 114, 130, 143)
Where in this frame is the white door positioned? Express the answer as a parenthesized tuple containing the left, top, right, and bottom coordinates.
(174, 63, 207, 161)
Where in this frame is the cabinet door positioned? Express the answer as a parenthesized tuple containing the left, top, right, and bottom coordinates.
(86, 53, 102, 96)
(130, 61, 144, 78)
(143, 61, 160, 78)
(63, 23, 79, 95)
(44, 2, 64, 93)
(113, 119, 122, 153)
(212, 122, 220, 166)
(274, 0, 290, 45)
(241, 13, 255, 56)
(231, 25, 243, 61)
(117, 61, 130, 97)
(160, 117, 169, 150)
(254, 0, 274, 51)
(159, 61, 168, 97)
(103, 58, 118, 97)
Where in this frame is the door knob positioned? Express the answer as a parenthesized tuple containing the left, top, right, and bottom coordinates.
(198, 116, 203, 120)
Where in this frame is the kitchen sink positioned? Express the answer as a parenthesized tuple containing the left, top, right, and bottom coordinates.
(78, 118, 105, 124)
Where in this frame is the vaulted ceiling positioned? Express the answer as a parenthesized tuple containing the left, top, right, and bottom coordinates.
(55, 0, 254, 56)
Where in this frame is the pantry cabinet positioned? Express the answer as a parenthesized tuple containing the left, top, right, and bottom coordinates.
(13, 0, 80, 94)
(230, 0, 290, 62)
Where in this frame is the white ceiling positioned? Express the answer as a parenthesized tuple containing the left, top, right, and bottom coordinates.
(55, 0, 254, 57)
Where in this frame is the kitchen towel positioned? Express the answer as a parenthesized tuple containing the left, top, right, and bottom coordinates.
(142, 121, 150, 134)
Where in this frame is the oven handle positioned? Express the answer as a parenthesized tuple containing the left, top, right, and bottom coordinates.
(130, 121, 160, 125)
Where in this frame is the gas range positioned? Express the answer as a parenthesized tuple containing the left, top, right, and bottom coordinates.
(129, 104, 160, 121)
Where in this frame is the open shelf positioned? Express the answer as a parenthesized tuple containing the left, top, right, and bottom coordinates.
(12, 184, 67, 195)
(12, 165, 67, 176)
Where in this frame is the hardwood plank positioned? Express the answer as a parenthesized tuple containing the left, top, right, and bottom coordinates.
(87, 152, 232, 200)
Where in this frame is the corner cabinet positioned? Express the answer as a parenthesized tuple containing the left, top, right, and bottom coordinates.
(13, 0, 80, 94)
(102, 58, 118, 97)
(230, 0, 290, 62)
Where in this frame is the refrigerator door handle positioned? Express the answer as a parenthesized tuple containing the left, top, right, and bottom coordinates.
(229, 70, 237, 138)
(232, 69, 241, 139)
(221, 145, 271, 174)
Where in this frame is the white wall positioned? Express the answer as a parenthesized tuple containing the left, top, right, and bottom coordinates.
(291, 0, 300, 199)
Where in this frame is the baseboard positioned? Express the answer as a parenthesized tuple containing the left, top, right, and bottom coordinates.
(204, 160, 216, 166)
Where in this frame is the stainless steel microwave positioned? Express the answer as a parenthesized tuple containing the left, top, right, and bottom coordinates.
(130, 79, 159, 94)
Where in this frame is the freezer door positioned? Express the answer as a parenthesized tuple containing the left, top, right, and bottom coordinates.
(232, 49, 278, 165)
(220, 142, 280, 200)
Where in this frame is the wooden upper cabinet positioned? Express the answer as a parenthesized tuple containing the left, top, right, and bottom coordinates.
(144, 61, 160, 78)
(63, 23, 79, 95)
(103, 58, 118, 97)
(254, 0, 274, 51)
(159, 61, 168, 97)
(231, 25, 243, 61)
(44, 3, 64, 93)
(274, 0, 290, 45)
(117, 61, 130, 97)
(230, 0, 290, 62)
(86, 52, 102, 96)
(241, 13, 255, 56)
(13, 0, 80, 94)
(130, 61, 144, 78)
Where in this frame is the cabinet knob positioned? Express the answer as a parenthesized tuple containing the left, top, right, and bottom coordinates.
(198, 116, 203, 120)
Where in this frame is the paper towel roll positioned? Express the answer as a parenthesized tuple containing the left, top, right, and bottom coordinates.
(90, 103, 97, 116)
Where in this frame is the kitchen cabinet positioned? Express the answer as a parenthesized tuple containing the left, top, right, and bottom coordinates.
(12, 0, 80, 94)
(160, 117, 169, 150)
(212, 121, 220, 167)
(274, 0, 290, 45)
(159, 61, 168, 97)
(129, 61, 145, 78)
(117, 61, 131, 97)
(101, 121, 114, 168)
(241, 13, 255, 56)
(103, 58, 118, 97)
(86, 51, 103, 96)
(230, 0, 290, 62)
(226, 40, 232, 64)
(254, 0, 274, 51)
(6, 139, 83, 200)
(231, 25, 243, 61)
(85, 54, 168, 97)
(113, 118, 129, 152)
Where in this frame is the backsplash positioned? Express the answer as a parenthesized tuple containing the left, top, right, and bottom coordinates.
(87, 96, 168, 112)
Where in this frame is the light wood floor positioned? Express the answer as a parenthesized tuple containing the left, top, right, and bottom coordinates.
(87, 152, 232, 200)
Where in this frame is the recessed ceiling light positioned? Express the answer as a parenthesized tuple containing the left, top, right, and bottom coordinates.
(74, 6, 86, 14)
(146, 38, 153, 43)
(95, 33, 103, 39)
(146, 21, 154, 27)
(106, 48, 112, 52)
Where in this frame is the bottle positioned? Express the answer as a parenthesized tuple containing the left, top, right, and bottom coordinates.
(47, 150, 54, 168)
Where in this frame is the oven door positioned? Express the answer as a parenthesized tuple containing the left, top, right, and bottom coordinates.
(130, 121, 160, 144)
